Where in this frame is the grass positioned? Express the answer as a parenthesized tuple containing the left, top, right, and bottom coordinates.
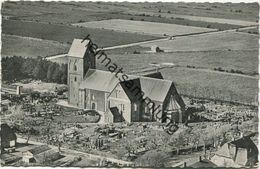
(2, 2, 258, 30)
(161, 67, 258, 105)
(140, 31, 259, 52)
(2, 2, 258, 23)
(2, 34, 69, 58)
(102, 50, 258, 75)
(73, 19, 215, 36)
(2, 20, 158, 48)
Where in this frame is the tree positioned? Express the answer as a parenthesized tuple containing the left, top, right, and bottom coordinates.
(46, 63, 56, 82)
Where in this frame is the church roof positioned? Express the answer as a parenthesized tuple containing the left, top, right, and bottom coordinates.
(68, 39, 90, 58)
(79, 69, 137, 92)
(80, 69, 181, 104)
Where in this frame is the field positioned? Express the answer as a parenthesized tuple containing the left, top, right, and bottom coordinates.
(2, 1, 258, 25)
(2, 35, 69, 58)
(103, 50, 258, 74)
(2, 20, 158, 48)
(139, 31, 259, 52)
(74, 19, 215, 36)
(161, 67, 258, 105)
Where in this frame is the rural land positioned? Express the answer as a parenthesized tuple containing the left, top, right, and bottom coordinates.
(1, 1, 259, 168)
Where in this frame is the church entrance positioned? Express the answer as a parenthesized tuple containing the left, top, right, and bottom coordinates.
(91, 102, 97, 110)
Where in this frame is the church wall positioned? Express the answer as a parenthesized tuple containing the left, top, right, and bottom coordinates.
(84, 89, 106, 112)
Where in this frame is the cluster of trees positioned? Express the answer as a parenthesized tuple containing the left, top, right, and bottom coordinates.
(2, 56, 67, 84)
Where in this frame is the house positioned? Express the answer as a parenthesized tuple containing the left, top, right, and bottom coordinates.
(22, 145, 60, 163)
(67, 38, 186, 123)
(0, 123, 17, 153)
(211, 136, 258, 167)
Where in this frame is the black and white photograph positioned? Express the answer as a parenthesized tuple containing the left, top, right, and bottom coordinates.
(0, 0, 259, 168)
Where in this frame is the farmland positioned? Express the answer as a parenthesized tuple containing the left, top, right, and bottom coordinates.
(2, 1, 258, 26)
(103, 50, 258, 74)
(2, 20, 158, 48)
(161, 67, 258, 105)
(139, 31, 259, 52)
(2, 34, 69, 58)
(73, 19, 215, 36)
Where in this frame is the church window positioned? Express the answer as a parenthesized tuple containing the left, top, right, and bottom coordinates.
(74, 65, 77, 71)
(74, 77, 77, 82)
(91, 94, 95, 100)
(134, 103, 137, 111)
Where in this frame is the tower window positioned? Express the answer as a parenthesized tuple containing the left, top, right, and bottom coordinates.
(74, 77, 77, 82)
(74, 65, 77, 71)
(134, 103, 137, 111)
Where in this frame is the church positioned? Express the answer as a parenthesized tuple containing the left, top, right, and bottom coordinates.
(67, 38, 187, 124)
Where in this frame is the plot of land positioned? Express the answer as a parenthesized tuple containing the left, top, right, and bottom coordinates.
(2, 34, 69, 58)
(140, 31, 259, 52)
(160, 67, 258, 105)
(2, 20, 158, 48)
(73, 19, 215, 36)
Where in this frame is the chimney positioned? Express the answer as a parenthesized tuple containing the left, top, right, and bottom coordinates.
(199, 156, 202, 162)
(183, 162, 187, 167)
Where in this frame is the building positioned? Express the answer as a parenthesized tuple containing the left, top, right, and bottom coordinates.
(0, 124, 17, 153)
(22, 145, 60, 163)
(67, 39, 186, 123)
(211, 136, 258, 167)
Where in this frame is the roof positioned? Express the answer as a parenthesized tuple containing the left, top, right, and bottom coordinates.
(139, 76, 172, 102)
(0, 124, 17, 142)
(230, 136, 258, 150)
(143, 72, 164, 79)
(190, 159, 217, 168)
(34, 149, 59, 160)
(214, 136, 258, 166)
(79, 69, 138, 92)
(27, 145, 51, 155)
(68, 39, 90, 58)
(79, 69, 185, 106)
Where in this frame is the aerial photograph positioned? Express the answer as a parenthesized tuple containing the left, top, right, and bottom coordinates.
(0, 1, 259, 168)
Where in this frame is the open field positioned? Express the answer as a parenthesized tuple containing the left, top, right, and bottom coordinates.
(139, 31, 259, 52)
(2, 34, 69, 58)
(2, 2, 258, 24)
(98, 49, 258, 74)
(161, 67, 258, 105)
(73, 19, 215, 36)
(2, 20, 158, 48)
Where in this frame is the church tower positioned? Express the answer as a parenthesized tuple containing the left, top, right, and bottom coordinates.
(67, 39, 96, 107)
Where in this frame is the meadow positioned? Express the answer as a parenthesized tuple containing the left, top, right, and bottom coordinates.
(73, 19, 215, 36)
(3, 1, 258, 24)
(103, 49, 258, 74)
(140, 31, 259, 52)
(2, 20, 158, 48)
(2, 35, 69, 58)
(161, 67, 258, 105)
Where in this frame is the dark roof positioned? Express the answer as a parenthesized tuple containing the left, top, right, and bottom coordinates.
(230, 136, 258, 150)
(27, 145, 51, 155)
(68, 39, 90, 58)
(0, 123, 17, 141)
(190, 159, 217, 168)
(143, 72, 164, 79)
